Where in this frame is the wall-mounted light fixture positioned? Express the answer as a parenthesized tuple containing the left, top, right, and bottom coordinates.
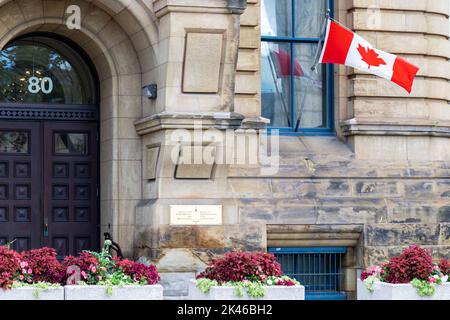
(143, 84, 157, 99)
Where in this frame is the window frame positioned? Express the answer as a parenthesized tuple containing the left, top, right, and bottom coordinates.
(261, 0, 335, 136)
(268, 246, 348, 300)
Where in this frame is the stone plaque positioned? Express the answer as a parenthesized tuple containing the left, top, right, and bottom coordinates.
(170, 205, 222, 225)
(182, 32, 223, 93)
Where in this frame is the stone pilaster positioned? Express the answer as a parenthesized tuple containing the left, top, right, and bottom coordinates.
(235, 0, 261, 117)
(151, 0, 246, 115)
(134, 1, 268, 280)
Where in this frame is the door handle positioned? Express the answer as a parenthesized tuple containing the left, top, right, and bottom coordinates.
(43, 217, 49, 237)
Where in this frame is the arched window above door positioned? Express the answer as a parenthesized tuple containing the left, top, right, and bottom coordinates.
(0, 35, 97, 105)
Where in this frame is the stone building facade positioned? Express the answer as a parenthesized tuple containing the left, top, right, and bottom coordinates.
(0, 0, 449, 298)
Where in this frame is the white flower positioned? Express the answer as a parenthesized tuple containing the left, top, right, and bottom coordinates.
(433, 275, 440, 280)
(267, 280, 273, 285)
(442, 275, 449, 283)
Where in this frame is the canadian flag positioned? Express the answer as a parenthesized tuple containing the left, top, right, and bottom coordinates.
(271, 49, 304, 77)
(319, 19, 419, 93)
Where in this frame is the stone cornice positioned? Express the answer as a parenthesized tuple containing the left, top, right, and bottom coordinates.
(153, 0, 247, 17)
(134, 111, 267, 135)
(341, 118, 450, 137)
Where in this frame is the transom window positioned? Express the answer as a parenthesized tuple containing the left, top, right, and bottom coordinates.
(0, 36, 96, 105)
(261, 0, 334, 135)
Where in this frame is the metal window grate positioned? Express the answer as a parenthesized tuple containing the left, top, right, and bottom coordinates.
(268, 247, 347, 300)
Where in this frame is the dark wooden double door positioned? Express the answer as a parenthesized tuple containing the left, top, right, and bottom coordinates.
(0, 121, 99, 257)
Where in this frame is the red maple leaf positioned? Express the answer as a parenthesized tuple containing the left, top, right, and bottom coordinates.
(357, 44, 386, 69)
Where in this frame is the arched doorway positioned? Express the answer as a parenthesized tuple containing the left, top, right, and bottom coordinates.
(0, 34, 99, 258)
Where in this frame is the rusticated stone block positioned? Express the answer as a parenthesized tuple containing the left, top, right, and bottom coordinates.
(316, 198, 388, 224)
(404, 182, 435, 198)
(386, 245, 450, 261)
(317, 205, 386, 225)
(387, 199, 444, 224)
(438, 206, 450, 222)
(439, 224, 450, 246)
(238, 198, 317, 224)
(427, 246, 450, 260)
(363, 246, 389, 267)
(365, 224, 440, 246)
(354, 181, 400, 197)
(271, 180, 351, 198)
(158, 225, 264, 249)
(436, 181, 450, 198)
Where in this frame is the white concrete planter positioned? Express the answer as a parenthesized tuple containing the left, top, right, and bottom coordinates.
(188, 280, 305, 300)
(357, 279, 450, 300)
(64, 285, 164, 300)
(0, 287, 64, 300)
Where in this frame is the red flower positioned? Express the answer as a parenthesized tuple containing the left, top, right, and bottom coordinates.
(115, 258, 159, 285)
(0, 246, 21, 289)
(21, 248, 63, 284)
(196, 252, 282, 283)
(438, 258, 450, 276)
(384, 245, 434, 284)
(62, 252, 99, 284)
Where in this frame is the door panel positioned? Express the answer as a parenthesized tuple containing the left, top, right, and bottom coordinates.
(0, 120, 99, 258)
(43, 122, 99, 258)
(0, 122, 42, 251)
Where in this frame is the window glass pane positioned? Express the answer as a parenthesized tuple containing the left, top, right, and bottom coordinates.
(0, 38, 95, 104)
(0, 131, 29, 154)
(54, 133, 88, 155)
(295, 0, 327, 38)
(261, 42, 292, 128)
(261, 0, 292, 37)
(293, 43, 325, 129)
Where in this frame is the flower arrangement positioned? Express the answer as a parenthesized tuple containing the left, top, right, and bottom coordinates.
(195, 251, 299, 298)
(21, 247, 64, 284)
(0, 246, 63, 297)
(65, 240, 159, 295)
(0, 241, 159, 296)
(361, 245, 449, 297)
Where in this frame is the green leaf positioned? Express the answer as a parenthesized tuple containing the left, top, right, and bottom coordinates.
(411, 278, 436, 297)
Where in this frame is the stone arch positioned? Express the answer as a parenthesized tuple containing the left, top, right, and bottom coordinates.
(0, 0, 159, 255)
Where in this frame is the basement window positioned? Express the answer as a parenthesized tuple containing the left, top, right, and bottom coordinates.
(268, 247, 347, 300)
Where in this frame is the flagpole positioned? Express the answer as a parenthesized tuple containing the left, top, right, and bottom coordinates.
(311, 9, 331, 72)
(267, 52, 292, 127)
(296, 7, 330, 132)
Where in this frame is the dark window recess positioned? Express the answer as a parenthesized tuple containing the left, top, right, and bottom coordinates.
(54, 132, 88, 155)
(0, 131, 29, 154)
(268, 247, 347, 300)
